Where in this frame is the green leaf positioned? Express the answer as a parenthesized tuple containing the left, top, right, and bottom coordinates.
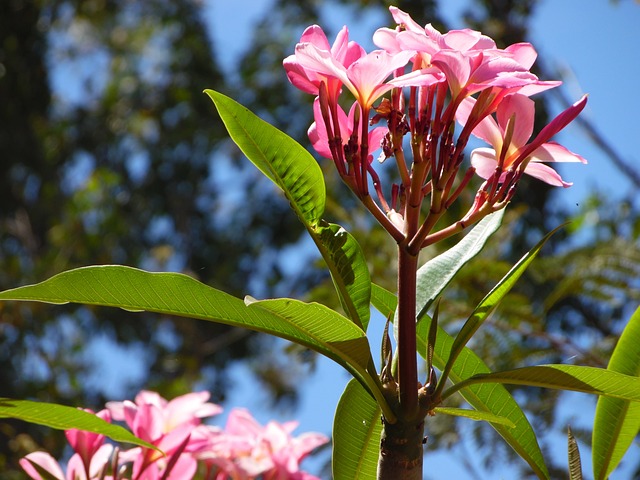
(444, 365, 640, 401)
(568, 426, 583, 480)
(332, 379, 382, 480)
(415, 209, 504, 319)
(244, 297, 371, 370)
(593, 306, 640, 480)
(313, 222, 371, 331)
(371, 283, 399, 318)
(0, 265, 372, 383)
(204, 89, 325, 226)
(0, 398, 155, 450)
(418, 317, 549, 479)
(205, 91, 371, 331)
(371, 283, 549, 479)
(441, 224, 562, 387)
(433, 407, 515, 428)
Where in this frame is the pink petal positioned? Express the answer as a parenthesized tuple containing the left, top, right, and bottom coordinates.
(515, 80, 561, 97)
(299, 25, 330, 51)
(529, 141, 587, 164)
(503, 42, 538, 69)
(373, 27, 402, 53)
(347, 49, 414, 106)
(164, 454, 198, 480)
(389, 6, 425, 33)
(135, 391, 166, 408)
(295, 43, 351, 91)
(457, 97, 503, 149)
(470, 148, 499, 179)
(225, 408, 263, 437)
(523, 161, 572, 187)
(496, 94, 534, 148)
(368, 126, 388, 152)
(89, 444, 115, 477)
(166, 391, 222, 428)
(387, 67, 443, 89)
(20, 452, 65, 480)
(518, 94, 588, 161)
(283, 57, 322, 95)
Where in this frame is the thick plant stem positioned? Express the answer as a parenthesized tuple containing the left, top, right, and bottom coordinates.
(376, 245, 424, 479)
(396, 246, 419, 416)
(377, 415, 425, 480)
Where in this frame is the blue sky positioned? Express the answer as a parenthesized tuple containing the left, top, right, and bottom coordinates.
(204, 1, 640, 478)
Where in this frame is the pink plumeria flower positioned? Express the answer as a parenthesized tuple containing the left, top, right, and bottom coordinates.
(65, 409, 112, 475)
(200, 408, 328, 480)
(284, 25, 365, 103)
(21, 409, 114, 480)
(107, 390, 222, 479)
(457, 93, 588, 187)
(20, 446, 114, 480)
(295, 42, 415, 109)
(107, 390, 222, 436)
(308, 98, 387, 161)
(374, 6, 557, 100)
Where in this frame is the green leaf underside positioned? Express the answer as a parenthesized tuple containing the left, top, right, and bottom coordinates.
(415, 209, 504, 319)
(332, 379, 382, 480)
(443, 224, 562, 386)
(593, 306, 640, 480)
(205, 89, 325, 226)
(0, 265, 373, 385)
(433, 407, 515, 427)
(0, 398, 155, 450)
(444, 365, 640, 401)
(206, 91, 372, 332)
(313, 222, 371, 331)
(371, 284, 549, 479)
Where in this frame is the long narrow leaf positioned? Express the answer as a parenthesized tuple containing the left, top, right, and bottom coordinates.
(371, 284, 549, 479)
(0, 398, 155, 450)
(0, 265, 372, 386)
(593, 306, 640, 480)
(205, 89, 325, 226)
(206, 91, 371, 331)
(415, 209, 504, 319)
(332, 379, 382, 480)
(417, 317, 549, 479)
(312, 222, 371, 331)
(444, 365, 640, 401)
(441, 224, 562, 387)
(433, 407, 515, 427)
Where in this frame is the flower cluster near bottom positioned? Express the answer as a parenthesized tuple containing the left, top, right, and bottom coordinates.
(20, 390, 329, 480)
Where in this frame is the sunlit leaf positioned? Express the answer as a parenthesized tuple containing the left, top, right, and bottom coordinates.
(0, 265, 373, 385)
(0, 398, 155, 450)
(444, 365, 640, 401)
(332, 379, 381, 480)
(441, 224, 562, 386)
(205, 91, 371, 331)
(415, 209, 504, 319)
(204, 89, 325, 226)
(371, 283, 549, 479)
(593, 306, 640, 480)
(313, 222, 371, 331)
(433, 407, 515, 427)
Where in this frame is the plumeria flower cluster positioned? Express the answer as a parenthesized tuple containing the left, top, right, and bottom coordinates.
(20, 390, 328, 480)
(284, 6, 587, 252)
